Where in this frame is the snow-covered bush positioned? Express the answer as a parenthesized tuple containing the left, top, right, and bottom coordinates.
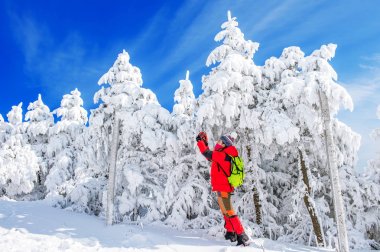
(0, 103, 39, 197)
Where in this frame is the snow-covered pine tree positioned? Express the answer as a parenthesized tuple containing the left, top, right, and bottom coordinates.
(243, 47, 304, 240)
(65, 125, 98, 214)
(196, 11, 291, 238)
(24, 94, 54, 196)
(0, 103, 39, 198)
(196, 11, 261, 235)
(164, 71, 214, 229)
(44, 88, 88, 206)
(173, 70, 195, 118)
(198, 10, 261, 137)
(357, 105, 380, 248)
(321, 107, 379, 249)
(274, 45, 330, 246)
(106, 51, 176, 223)
(70, 50, 176, 223)
(0, 114, 7, 144)
(305, 45, 364, 251)
(276, 44, 362, 249)
(262, 46, 327, 246)
(67, 50, 134, 216)
(8, 103, 23, 126)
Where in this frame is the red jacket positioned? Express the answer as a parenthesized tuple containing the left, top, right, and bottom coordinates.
(197, 140, 238, 192)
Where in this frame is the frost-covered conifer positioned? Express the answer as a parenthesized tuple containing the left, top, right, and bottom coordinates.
(358, 106, 380, 246)
(196, 11, 287, 237)
(25, 94, 54, 139)
(276, 44, 362, 249)
(264, 47, 327, 245)
(0, 114, 7, 144)
(173, 71, 195, 118)
(0, 103, 39, 197)
(240, 47, 302, 240)
(163, 71, 213, 228)
(45, 89, 88, 206)
(70, 50, 176, 223)
(198, 11, 260, 135)
(196, 11, 259, 234)
(7, 102, 23, 126)
(24, 94, 54, 193)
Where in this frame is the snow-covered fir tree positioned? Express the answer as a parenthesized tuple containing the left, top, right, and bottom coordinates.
(244, 47, 304, 240)
(358, 105, 380, 246)
(173, 71, 195, 118)
(265, 46, 328, 246)
(0, 113, 7, 144)
(196, 11, 260, 235)
(0, 103, 39, 197)
(24, 94, 54, 195)
(44, 88, 88, 206)
(199, 11, 261, 136)
(274, 44, 365, 249)
(163, 71, 214, 228)
(197, 11, 301, 240)
(69, 50, 177, 223)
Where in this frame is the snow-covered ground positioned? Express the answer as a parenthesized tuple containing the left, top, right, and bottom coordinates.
(0, 197, 361, 252)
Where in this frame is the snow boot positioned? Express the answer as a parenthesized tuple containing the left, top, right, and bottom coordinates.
(224, 231, 237, 242)
(236, 232, 250, 246)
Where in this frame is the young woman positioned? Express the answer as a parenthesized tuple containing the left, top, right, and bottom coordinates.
(196, 131, 250, 246)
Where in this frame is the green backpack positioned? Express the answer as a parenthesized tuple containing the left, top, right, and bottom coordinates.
(227, 155, 245, 187)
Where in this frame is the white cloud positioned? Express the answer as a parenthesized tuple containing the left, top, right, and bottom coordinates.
(359, 53, 380, 72)
(10, 15, 43, 65)
(128, 6, 170, 54)
(343, 80, 380, 106)
(249, 0, 303, 35)
(338, 53, 380, 172)
(345, 54, 380, 106)
(362, 53, 380, 62)
(8, 13, 110, 111)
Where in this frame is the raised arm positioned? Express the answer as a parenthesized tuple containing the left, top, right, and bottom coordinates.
(197, 140, 212, 160)
(197, 140, 228, 165)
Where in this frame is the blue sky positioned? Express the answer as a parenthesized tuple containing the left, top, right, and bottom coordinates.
(0, 0, 379, 171)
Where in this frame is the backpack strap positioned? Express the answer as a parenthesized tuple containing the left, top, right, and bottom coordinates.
(216, 162, 233, 191)
(216, 147, 229, 172)
(217, 162, 229, 176)
(225, 155, 231, 162)
(216, 150, 233, 191)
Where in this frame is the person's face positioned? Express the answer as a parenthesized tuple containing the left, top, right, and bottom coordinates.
(217, 139, 225, 147)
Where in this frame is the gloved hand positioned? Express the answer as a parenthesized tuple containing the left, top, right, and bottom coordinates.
(196, 132, 208, 146)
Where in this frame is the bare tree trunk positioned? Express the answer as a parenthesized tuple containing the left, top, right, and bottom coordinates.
(253, 187, 262, 225)
(318, 90, 349, 252)
(299, 149, 325, 247)
(106, 118, 120, 226)
(246, 145, 262, 225)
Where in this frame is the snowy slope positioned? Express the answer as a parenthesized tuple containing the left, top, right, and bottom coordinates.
(0, 198, 357, 252)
